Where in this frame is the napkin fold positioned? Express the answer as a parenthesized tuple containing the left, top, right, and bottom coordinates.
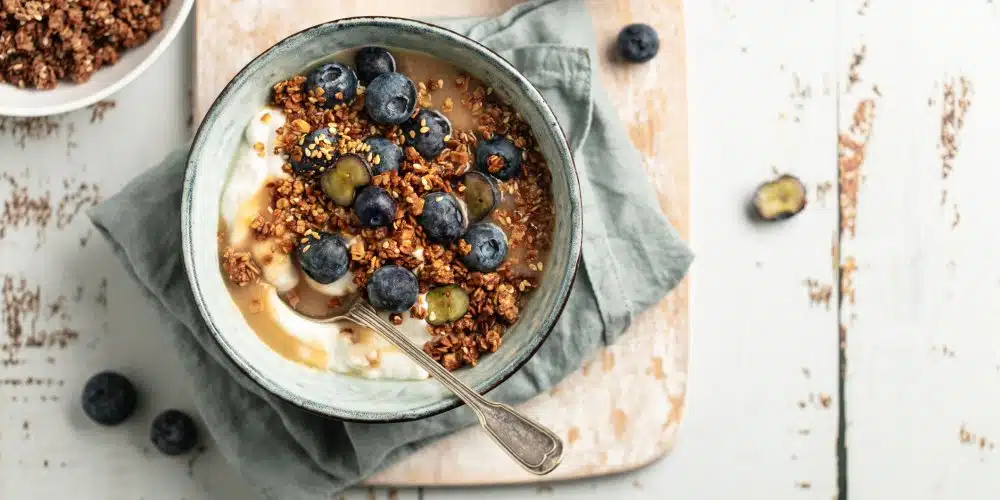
(89, 0, 693, 497)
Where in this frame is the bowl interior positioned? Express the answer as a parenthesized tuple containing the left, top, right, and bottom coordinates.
(0, 0, 194, 117)
(184, 18, 581, 421)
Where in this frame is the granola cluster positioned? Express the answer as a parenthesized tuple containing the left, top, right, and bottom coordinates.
(0, 0, 169, 89)
(231, 67, 555, 371)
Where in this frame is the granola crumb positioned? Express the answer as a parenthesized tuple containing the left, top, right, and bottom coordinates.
(221, 248, 260, 286)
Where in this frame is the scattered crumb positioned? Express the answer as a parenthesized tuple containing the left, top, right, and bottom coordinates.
(795, 481, 813, 490)
(804, 279, 833, 309)
(940, 76, 972, 180)
(818, 393, 832, 408)
(839, 99, 876, 238)
(815, 181, 833, 206)
(840, 257, 857, 305)
(847, 45, 867, 91)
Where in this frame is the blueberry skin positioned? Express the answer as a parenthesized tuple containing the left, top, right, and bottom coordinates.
(365, 72, 417, 125)
(355, 47, 396, 85)
(305, 63, 358, 107)
(291, 127, 339, 174)
(296, 232, 350, 284)
(402, 109, 452, 159)
(617, 23, 659, 63)
(460, 223, 509, 272)
(366, 265, 419, 313)
(418, 192, 467, 243)
(475, 136, 523, 181)
(363, 136, 403, 174)
(81, 371, 138, 426)
(150, 410, 199, 456)
(353, 186, 396, 228)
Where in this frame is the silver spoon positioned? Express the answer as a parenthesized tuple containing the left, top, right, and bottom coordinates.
(296, 297, 563, 475)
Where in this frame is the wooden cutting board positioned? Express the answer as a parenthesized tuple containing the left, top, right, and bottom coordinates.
(194, 0, 690, 485)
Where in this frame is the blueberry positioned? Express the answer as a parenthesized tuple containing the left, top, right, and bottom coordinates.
(81, 371, 138, 426)
(475, 136, 523, 181)
(418, 192, 466, 243)
(150, 410, 198, 456)
(353, 186, 396, 228)
(363, 136, 403, 174)
(459, 223, 508, 272)
(290, 127, 338, 174)
(365, 72, 417, 125)
(305, 62, 358, 107)
(402, 109, 451, 160)
(355, 47, 396, 85)
(617, 23, 659, 63)
(366, 265, 419, 313)
(463, 172, 501, 222)
(319, 154, 372, 206)
(296, 231, 350, 284)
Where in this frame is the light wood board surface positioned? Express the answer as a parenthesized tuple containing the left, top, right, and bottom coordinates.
(194, 0, 691, 485)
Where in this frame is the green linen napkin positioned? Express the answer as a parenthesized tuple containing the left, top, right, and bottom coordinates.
(88, 0, 693, 497)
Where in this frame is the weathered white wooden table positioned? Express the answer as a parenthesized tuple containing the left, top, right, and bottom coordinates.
(3, 0, 999, 498)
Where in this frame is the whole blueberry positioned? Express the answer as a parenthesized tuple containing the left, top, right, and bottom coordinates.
(305, 62, 358, 107)
(460, 223, 509, 272)
(366, 265, 419, 313)
(296, 232, 350, 284)
(475, 136, 523, 181)
(291, 127, 339, 174)
(418, 192, 466, 243)
(355, 47, 396, 85)
(365, 72, 417, 125)
(402, 109, 451, 160)
(81, 371, 138, 426)
(353, 186, 396, 228)
(363, 136, 403, 174)
(150, 410, 199, 456)
(617, 23, 659, 63)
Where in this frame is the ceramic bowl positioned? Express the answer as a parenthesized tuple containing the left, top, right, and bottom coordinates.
(182, 17, 582, 422)
(0, 0, 195, 117)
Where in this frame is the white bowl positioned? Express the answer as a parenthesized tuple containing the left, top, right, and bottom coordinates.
(0, 0, 194, 117)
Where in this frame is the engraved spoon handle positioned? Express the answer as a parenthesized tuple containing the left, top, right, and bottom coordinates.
(347, 301, 564, 475)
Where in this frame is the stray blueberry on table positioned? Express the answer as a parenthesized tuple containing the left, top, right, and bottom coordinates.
(291, 127, 338, 174)
(402, 109, 452, 159)
(418, 192, 467, 243)
(305, 62, 358, 107)
(475, 136, 523, 181)
(355, 46, 397, 85)
(366, 265, 419, 313)
(365, 72, 417, 125)
(363, 136, 403, 174)
(81, 371, 138, 426)
(617, 23, 660, 63)
(296, 231, 350, 284)
(353, 186, 396, 228)
(150, 409, 199, 456)
(459, 222, 508, 272)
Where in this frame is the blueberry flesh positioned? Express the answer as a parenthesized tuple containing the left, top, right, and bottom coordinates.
(291, 127, 338, 174)
(305, 62, 358, 107)
(402, 109, 451, 159)
(355, 47, 396, 85)
(296, 232, 350, 284)
(363, 136, 403, 174)
(150, 410, 199, 456)
(81, 371, 138, 426)
(460, 223, 508, 272)
(617, 23, 659, 63)
(418, 192, 466, 243)
(475, 136, 523, 181)
(365, 72, 417, 125)
(366, 265, 419, 313)
(353, 186, 396, 228)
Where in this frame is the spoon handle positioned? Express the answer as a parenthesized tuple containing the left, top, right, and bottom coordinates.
(348, 301, 563, 475)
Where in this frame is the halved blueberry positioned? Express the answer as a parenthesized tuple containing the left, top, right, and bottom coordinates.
(353, 186, 396, 228)
(459, 222, 508, 272)
(462, 172, 501, 222)
(475, 136, 522, 181)
(366, 265, 419, 313)
(363, 136, 403, 174)
(425, 285, 470, 326)
(355, 47, 396, 85)
(365, 72, 417, 125)
(81, 371, 138, 426)
(296, 231, 350, 284)
(320, 154, 372, 206)
(306, 62, 358, 107)
(402, 109, 451, 160)
(150, 410, 199, 456)
(418, 192, 466, 243)
(291, 127, 338, 174)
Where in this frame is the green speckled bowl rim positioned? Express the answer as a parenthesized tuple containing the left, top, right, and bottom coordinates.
(182, 16, 582, 422)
